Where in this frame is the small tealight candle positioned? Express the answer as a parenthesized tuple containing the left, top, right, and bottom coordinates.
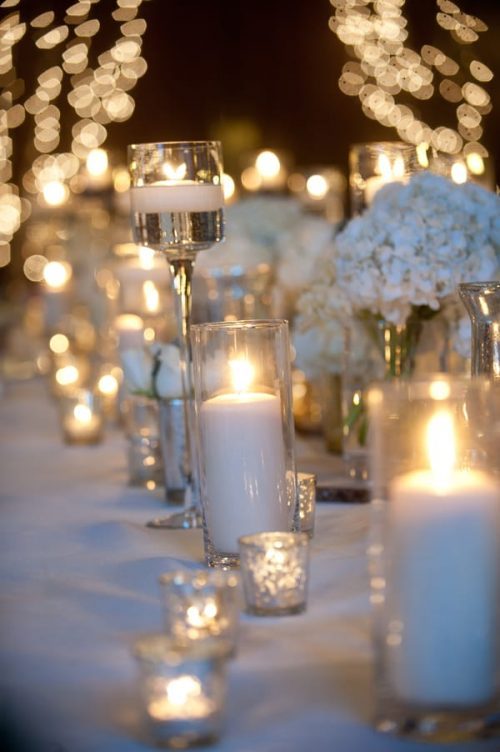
(61, 390, 103, 445)
(159, 570, 239, 655)
(238, 532, 310, 616)
(297, 472, 316, 538)
(133, 634, 228, 748)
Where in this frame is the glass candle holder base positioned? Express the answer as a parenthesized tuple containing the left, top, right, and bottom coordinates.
(374, 695, 500, 743)
(146, 717, 219, 749)
(204, 538, 240, 571)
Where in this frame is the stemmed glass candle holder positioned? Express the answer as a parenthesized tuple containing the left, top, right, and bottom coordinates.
(133, 634, 228, 748)
(349, 141, 419, 215)
(191, 320, 297, 569)
(159, 570, 239, 655)
(367, 375, 500, 742)
(128, 141, 224, 529)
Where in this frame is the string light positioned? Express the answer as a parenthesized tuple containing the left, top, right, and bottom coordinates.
(1, 0, 152, 272)
(329, 0, 493, 166)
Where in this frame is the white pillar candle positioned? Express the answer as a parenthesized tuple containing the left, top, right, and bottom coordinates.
(130, 182, 224, 213)
(387, 467, 499, 706)
(200, 392, 289, 554)
(114, 314, 145, 351)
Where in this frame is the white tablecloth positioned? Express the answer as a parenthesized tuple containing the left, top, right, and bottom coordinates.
(0, 379, 496, 752)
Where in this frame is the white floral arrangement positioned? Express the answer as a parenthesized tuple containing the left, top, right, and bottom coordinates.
(120, 343, 182, 400)
(197, 196, 337, 293)
(298, 172, 500, 362)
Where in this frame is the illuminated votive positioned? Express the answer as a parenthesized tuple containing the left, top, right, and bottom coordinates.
(130, 182, 224, 213)
(238, 532, 310, 616)
(133, 634, 228, 748)
(61, 390, 103, 445)
(200, 391, 289, 556)
(387, 467, 499, 706)
(159, 570, 239, 655)
(297, 472, 316, 538)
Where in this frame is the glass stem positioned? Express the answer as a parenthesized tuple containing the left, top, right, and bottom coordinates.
(168, 256, 196, 503)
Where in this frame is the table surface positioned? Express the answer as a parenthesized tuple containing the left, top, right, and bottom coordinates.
(0, 379, 497, 752)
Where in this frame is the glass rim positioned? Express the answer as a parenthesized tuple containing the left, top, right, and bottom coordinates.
(367, 373, 494, 403)
(133, 632, 231, 664)
(349, 140, 415, 153)
(128, 140, 222, 151)
(158, 569, 239, 589)
(458, 281, 500, 292)
(191, 319, 288, 334)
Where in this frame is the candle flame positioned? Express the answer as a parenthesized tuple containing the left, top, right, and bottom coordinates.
(162, 161, 187, 181)
(427, 410, 455, 483)
(138, 245, 155, 269)
(73, 403, 92, 424)
(166, 675, 202, 706)
(142, 280, 160, 313)
(229, 358, 254, 393)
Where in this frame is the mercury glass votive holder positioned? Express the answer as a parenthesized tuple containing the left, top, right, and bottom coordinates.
(124, 394, 163, 490)
(158, 570, 240, 656)
(133, 634, 228, 748)
(191, 320, 297, 570)
(60, 389, 103, 445)
(297, 472, 316, 538)
(238, 532, 310, 616)
(367, 375, 500, 742)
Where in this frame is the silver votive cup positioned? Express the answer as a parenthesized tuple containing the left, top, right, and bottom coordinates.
(133, 634, 228, 748)
(238, 532, 310, 616)
(159, 570, 240, 656)
(297, 472, 316, 538)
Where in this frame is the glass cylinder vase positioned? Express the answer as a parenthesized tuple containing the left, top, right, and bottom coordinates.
(458, 281, 500, 381)
(191, 320, 297, 569)
(367, 375, 500, 742)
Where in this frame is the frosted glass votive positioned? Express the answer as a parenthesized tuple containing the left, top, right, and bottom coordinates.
(238, 532, 310, 616)
(133, 634, 228, 748)
(159, 570, 240, 656)
(297, 472, 316, 538)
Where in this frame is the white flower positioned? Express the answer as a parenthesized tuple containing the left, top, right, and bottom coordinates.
(152, 344, 182, 399)
(121, 348, 153, 394)
(297, 172, 500, 362)
(120, 344, 183, 399)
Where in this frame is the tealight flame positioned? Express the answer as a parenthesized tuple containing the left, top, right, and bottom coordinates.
(466, 152, 485, 176)
(451, 161, 468, 184)
(56, 364, 79, 386)
(97, 373, 118, 396)
(255, 150, 281, 179)
(162, 161, 187, 181)
(186, 599, 218, 628)
(306, 174, 328, 199)
(86, 148, 108, 177)
(377, 153, 392, 180)
(166, 675, 202, 706)
(416, 142, 429, 168)
(392, 156, 405, 179)
(42, 180, 69, 206)
(73, 403, 92, 424)
(427, 410, 455, 484)
(143, 280, 160, 313)
(229, 358, 254, 393)
(138, 245, 155, 269)
(49, 333, 69, 354)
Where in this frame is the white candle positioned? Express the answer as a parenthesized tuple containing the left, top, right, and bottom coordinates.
(387, 456, 499, 703)
(200, 392, 289, 554)
(130, 182, 224, 213)
(114, 314, 144, 351)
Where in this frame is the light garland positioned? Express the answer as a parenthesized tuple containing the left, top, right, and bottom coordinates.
(0, 0, 151, 272)
(329, 0, 493, 165)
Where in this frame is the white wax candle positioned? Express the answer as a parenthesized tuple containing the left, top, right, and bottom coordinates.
(114, 314, 145, 350)
(387, 469, 499, 706)
(200, 392, 290, 554)
(130, 183, 224, 213)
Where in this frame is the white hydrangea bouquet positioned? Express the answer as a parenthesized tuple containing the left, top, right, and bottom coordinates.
(120, 343, 182, 400)
(299, 171, 500, 371)
(298, 171, 500, 450)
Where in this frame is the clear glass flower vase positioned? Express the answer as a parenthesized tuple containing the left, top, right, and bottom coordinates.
(458, 282, 500, 381)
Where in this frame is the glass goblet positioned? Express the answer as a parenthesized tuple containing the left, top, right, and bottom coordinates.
(128, 140, 224, 528)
